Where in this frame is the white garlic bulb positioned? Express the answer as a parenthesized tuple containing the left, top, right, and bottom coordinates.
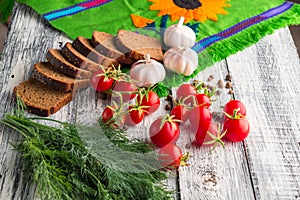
(163, 47, 198, 76)
(164, 16, 196, 48)
(130, 54, 166, 87)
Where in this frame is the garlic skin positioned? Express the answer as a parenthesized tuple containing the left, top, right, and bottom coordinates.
(164, 16, 196, 48)
(163, 47, 198, 76)
(130, 54, 166, 87)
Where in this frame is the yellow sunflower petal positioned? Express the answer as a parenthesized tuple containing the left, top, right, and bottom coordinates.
(130, 14, 155, 28)
(193, 10, 208, 23)
(148, 0, 230, 23)
(206, 11, 218, 21)
(183, 11, 194, 23)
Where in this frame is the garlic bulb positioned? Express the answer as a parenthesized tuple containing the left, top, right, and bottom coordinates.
(164, 16, 196, 48)
(163, 47, 198, 76)
(130, 54, 166, 87)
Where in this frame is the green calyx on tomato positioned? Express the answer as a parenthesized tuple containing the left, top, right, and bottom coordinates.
(159, 114, 182, 130)
(203, 123, 226, 151)
(223, 108, 245, 120)
(137, 87, 160, 114)
(101, 101, 127, 128)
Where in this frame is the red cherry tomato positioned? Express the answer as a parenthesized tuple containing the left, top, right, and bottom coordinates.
(170, 105, 189, 123)
(195, 93, 210, 107)
(223, 117, 250, 142)
(176, 83, 196, 104)
(223, 100, 246, 117)
(101, 106, 114, 124)
(137, 91, 160, 115)
(158, 143, 182, 169)
(188, 106, 212, 133)
(90, 69, 114, 92)
(125, 106, 145, 126)
(195, 121, 217, 146)
(112, 80, 137, 102)
(149, 115, 180, 148)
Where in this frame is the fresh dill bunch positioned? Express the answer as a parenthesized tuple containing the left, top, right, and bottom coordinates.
(0, 100, 173, 200)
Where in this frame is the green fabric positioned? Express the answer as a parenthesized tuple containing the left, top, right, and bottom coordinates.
(15, 0, 300, 97)
(0, 0, 14, 23)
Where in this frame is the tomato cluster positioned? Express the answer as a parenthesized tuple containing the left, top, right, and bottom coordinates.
(101, 87, 161, 128)
(150, 82, 250, 169)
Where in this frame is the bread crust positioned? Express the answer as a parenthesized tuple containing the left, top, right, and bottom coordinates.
(13, 78, 73, 117)
(46, 49, 92, 79)
(62, 42, 102, 73)
(32, 62, 90, 92)
(114, 30, 164, 62)
(72, 36, 119, 67)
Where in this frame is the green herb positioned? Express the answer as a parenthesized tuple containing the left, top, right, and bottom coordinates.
(0, 100, 172, 200)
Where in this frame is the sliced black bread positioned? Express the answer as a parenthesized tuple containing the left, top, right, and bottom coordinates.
(91, 31, 136, 65)
(72, 36, 119, 67)
(46, 49, 92, 79)
(114, 30, 163, 62)
(32, 62, 90, 92)
(14, 78, 73, 117)
(62, 42, 103, 73)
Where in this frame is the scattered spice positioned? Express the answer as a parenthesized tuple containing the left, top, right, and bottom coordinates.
(225, 82, 232, 89)
(225, 74, 232, 81)
(217, 80, 224, 88)
(207, 75, 214, 82)
(166, 94, 173, 102)
(165, 104, 171, 110)
(215, 90, 222, 96)
(228, 89, 234, 94)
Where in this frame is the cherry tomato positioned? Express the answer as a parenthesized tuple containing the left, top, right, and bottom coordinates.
(149, 115, 180, 148)
(176, 83, 196, 104)
(137, 91, 160, 115)
(101, 106, 114, 124)
(170, 105, 189, 123)
(188, 106, 212, 133)
(195, 121, 217, 146)
(158, 143, 182, 169)
(195, 93, 210, 107)
(125, 106, 145, 126)
(112, 80, 137, 102)
(90, 69, 114, 92)
(223, 100, 246, 117)
(223, 117, 250, 142)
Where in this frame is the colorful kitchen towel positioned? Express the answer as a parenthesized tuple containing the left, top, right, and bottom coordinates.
(16, 0, 300, 96)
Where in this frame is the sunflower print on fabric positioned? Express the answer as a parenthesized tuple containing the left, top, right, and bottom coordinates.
(149, 0, 230, 23)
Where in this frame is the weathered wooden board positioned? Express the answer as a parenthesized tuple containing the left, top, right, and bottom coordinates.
(173, 62, 255, 200)
(0, 3, 72, 199)
(1, 2, 300, 200)
(226, 28, 300, 199)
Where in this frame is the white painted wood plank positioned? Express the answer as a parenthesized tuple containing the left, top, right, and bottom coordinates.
(173, 62, 255, 200)
(0, 3, 74, 200)
(226, 27, 300, 199)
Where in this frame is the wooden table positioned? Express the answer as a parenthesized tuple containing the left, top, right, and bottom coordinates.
(1, 3, 300, 200)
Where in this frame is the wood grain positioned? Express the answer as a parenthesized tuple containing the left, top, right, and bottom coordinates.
(172, 63, 255, 200)
(226, 27, 300, 199)
(1, 2, 300, 200)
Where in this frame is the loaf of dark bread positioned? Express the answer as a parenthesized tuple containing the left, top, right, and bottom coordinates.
(32, 62, 90, 92)
(114, 30, 163, 62)
(72, 36, 119, 67)
(61, 42, 102, 73)
(46, 49, 92, 79)
(14, 78, 73, 117)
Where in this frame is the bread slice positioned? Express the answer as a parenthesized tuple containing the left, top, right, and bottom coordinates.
(91, 31, 136, 65)
(32, 62, 90, 92)
(114, 30, 163, 62)
(13, 78, 73, 117)
(61, 42, 102, 73)
(46, 49, 92, 79)
(72, 36, 119, 67)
